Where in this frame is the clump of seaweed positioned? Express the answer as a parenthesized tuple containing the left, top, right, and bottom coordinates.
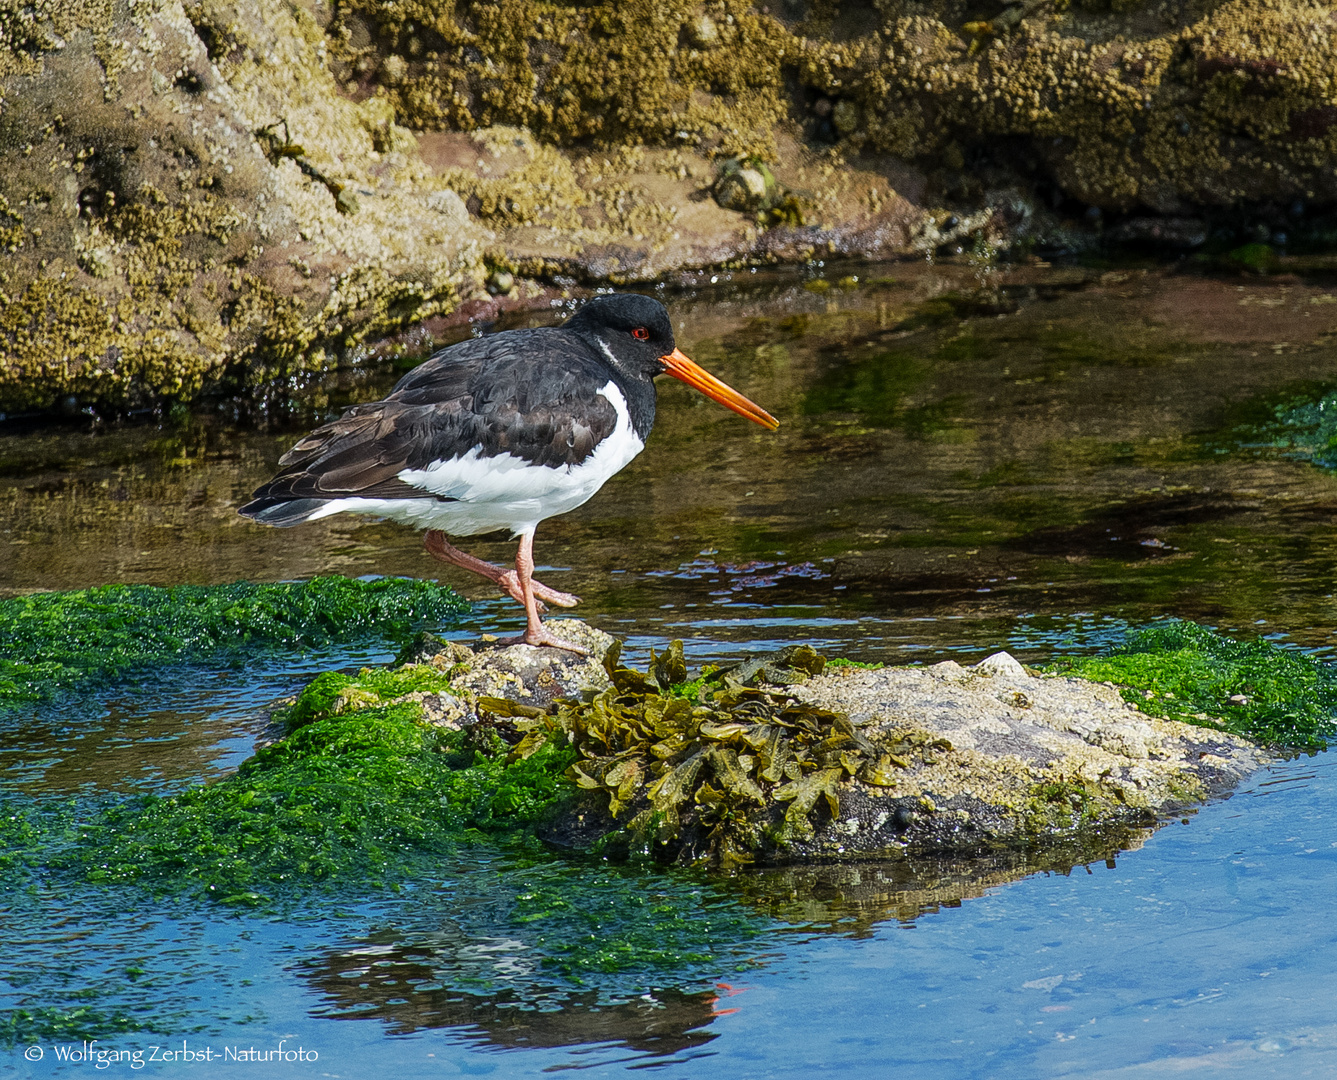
(481, 641, 942, 868)
(256, 119, 359, 215)
(0, 577, 469, 713)
(1232, 385, 1337, 472)
(1053, 620, 1337, 751)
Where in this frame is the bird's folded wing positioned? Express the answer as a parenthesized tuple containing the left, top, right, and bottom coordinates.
(252, 353, 619, 502)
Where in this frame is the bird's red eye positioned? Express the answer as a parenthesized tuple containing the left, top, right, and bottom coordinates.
(632, 327, 650, 340)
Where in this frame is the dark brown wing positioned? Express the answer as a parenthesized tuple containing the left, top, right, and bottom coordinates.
(239, 328, 620, 523)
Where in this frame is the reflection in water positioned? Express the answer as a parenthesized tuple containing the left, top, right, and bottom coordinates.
(735, 827, 1155, 934)
(0, 646, 400, 795)
(303, 933, 720, 1055)
(289, 834, 1158, 1054)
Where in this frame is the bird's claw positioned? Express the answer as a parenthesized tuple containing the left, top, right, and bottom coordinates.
(532, 582, 581, 608)
(501, 627, 591, 655)
(497, 570, 579, 611)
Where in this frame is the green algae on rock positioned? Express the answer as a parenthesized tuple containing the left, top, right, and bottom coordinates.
(1052, 620, 1337, 751)
(1230, 385, 1337, 475)
(37, 619, 1281, 904)
(44, 632, 605, 901)
(67, 701, 576, 901)
(0, 576, 468, 712)
(359, 627, 1260, 869)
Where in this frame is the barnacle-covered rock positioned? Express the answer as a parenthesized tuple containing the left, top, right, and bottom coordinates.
(332, 0, 1337, 214)
(433, 629, 1266, 869)
(13, 0, 1337, 414)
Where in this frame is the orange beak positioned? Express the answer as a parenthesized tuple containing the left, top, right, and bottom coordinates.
(660, 348, 779, 430)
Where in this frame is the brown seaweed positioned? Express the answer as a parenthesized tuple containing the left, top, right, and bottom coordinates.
(477, 641, 937, 868)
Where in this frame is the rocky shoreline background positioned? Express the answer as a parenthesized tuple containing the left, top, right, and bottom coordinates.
(5, 0, 1337, 415)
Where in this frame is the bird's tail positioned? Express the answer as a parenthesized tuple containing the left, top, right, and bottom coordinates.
(237, 496, 331, 527)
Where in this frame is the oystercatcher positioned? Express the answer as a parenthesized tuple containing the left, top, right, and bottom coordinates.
(239, 293, 778, 653)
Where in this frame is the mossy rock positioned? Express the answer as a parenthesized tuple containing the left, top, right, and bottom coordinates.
(251, 623, 1278, 872)
(0, 0, 487, 414)
(32, 618, 1307, 900)
(1052, 619, 1337, 751)
(11, 0, 1337, 417)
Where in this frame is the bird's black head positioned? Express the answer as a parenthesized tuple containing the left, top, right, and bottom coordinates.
(566, 292, 780, 431)
(564, 293, 676, 379)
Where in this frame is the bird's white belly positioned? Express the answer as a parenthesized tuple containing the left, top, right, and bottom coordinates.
(306, 381, 645, 537)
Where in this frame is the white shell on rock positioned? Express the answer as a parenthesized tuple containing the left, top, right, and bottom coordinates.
(973, 651, 1029, 681)
(714, 167, 770, 211)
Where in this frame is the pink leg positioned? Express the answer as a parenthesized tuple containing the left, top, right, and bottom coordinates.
(424, 530, 580, 610)
(502, 530, 589, 655)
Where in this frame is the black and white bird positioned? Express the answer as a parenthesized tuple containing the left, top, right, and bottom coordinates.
(239, 293, 778, 653)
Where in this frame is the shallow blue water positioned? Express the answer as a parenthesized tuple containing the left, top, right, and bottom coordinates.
(4, 642, 1335, 1079)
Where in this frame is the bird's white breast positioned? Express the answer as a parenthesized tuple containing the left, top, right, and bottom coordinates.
(306, 381, 645, 537)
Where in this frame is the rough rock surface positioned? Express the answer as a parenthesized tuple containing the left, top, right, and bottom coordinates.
(395, 620, 615, 728)
(8, 0, 1337, 412)
(400, 627, 1265, 863)
(785, 651, 1265, 859)
(0, 0, 488, 414)
(332, 0, 1337, 217)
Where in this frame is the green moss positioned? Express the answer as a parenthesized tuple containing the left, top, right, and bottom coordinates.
(282, 662, 468, 730)
(0, 576, 468, 713)
(64, 701, 577, 901)
(0, 801, 768, 1035)
(1053, 620, 1337, 750)
(0, 804, 47, 881)
(1229, 385, 1337, 473)
(1023, 778, 1102, 833)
